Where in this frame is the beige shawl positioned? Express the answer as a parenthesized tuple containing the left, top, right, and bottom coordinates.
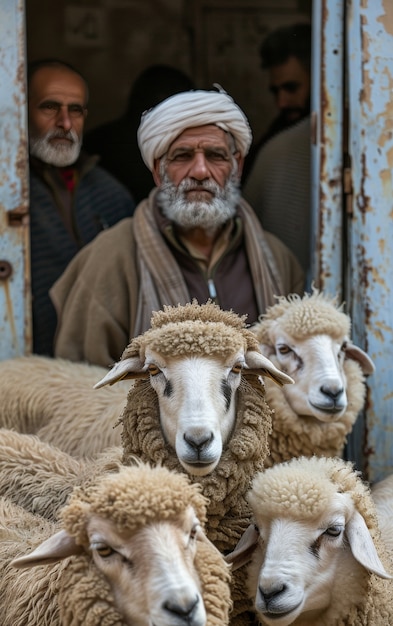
(132, 190, 284, 336)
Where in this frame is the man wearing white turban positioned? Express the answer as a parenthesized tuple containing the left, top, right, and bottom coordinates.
(50, 87, 304, 366)
(137, 87, 253, 169)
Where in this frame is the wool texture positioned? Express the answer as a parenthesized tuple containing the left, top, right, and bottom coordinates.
(256, 290, 350, 342)
(0, 429, 123, 521)
(0, 355, 130, 457)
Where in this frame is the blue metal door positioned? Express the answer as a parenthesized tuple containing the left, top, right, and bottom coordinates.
(0, 0, 31, 358)
(311, 0, 393, 481)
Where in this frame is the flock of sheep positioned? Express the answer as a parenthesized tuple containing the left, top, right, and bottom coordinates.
(0, 290, 392, 625)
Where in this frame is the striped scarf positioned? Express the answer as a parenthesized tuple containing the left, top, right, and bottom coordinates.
(132, 189, 283, 335)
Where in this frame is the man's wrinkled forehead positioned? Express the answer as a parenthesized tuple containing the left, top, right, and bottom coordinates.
(167, 124, 231, 153)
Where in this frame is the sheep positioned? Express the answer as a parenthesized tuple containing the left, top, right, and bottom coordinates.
(0, 301, 293, 625)
(0, 355, 131, 456)
(251, 289, 375, 465)
(1, 462, 232, 626)
(88, 300, 294, 625)
(226, 455, 393, 626)
(0, 428, 123, 520)
(0, 300, 290, 465)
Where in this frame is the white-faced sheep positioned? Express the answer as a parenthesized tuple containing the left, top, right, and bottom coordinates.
(0, 355, 130, 456)
(93, 300, 293, 625)
(251, 290, 375, 465)
(1, 462, 232, 626)
(0, 300, 290, 469)
(227, 455, 393, 625)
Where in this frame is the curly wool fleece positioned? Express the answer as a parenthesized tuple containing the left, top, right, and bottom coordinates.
(256, 289, 350, 342)
(118, 302, 274, 626)
(61, 463, 208, 546)
(122, 300, 262, 360)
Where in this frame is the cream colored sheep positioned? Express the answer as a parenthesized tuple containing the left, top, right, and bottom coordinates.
(227, 455, 393, 625)
(1, 462, 231, 626)
(0, 355, 130, 456)
(252, 289, 375, 465)
(93, 300, 294, 626)
(0, 428, 122, 520)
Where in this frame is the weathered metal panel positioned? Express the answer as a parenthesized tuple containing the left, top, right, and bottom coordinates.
(346, 0, 393, 482)
(0, 0, 31, 359)
(310, 0, 344, 297)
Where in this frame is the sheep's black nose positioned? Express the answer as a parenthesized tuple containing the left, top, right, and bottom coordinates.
(184, 432, 214, 454)
(259, 582, 287, 605)
(320, 385, 344, 401)
(163, 594, 199, 618)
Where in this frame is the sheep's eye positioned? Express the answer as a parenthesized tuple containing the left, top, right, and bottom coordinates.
(189, 522, 200, 541)
(277, 345, 291, 355)
(95, 545, 114, 557)
(338, 342, 347, 359)
(231, 363, 243, 374)
(324, 525, 343, 537)
(148, 364, 160, 376)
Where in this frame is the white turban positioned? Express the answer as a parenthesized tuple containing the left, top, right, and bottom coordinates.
(137, 87, 253, 171)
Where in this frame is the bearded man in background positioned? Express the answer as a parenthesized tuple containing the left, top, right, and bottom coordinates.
(27, 58, 135, 356)
(50, 87, 304, 367)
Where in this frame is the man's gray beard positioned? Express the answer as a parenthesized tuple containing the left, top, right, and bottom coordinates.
(157, 170, 241, 236)
(29, 129, 81, 167)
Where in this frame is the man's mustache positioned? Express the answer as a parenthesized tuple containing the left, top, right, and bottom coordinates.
(47, 130, 76, 143)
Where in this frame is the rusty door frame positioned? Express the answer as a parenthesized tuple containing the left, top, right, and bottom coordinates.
(311, 0, 393, 480)
(345, 0, 393, 482)
(0, 0, 31, 359)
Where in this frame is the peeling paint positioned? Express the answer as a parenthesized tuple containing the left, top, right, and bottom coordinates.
(347, 0, 393, 480)
(312, 0, 344, 296)
(0, 0, 31, 359)
(378, 0, 393, 35)
(1, 280, 18, 351)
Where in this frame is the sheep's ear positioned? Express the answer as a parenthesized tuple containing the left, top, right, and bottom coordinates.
(224, 524, 260, 571)
(245, 350, 294, 387)
(11, 530, 84, 569)
(94, 356, 148, 388)
(346, 509, 392, 579)
(345, 343, 375, 376)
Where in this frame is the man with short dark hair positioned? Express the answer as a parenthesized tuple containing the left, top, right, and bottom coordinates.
(243, 22, 311, 181)
(50, 87, 304, 367)
(28, 59, 135, 356)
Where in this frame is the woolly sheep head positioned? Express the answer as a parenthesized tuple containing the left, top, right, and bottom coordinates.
(226, 456, 392, 626)
(11, 463, 220, 626)
(95, 301, 293, 476)
(253, 290, 375, 422)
